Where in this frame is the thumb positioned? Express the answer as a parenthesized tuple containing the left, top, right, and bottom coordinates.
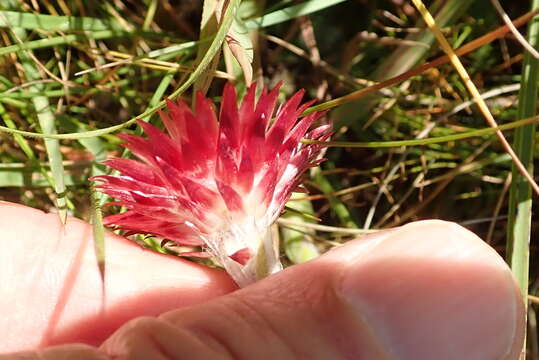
(5, 220, 524, 360)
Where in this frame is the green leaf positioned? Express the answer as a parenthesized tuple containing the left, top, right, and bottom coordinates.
(226, 12, 254, 84)
(245, 0, 348, 29)
(0, 10, 123, 31)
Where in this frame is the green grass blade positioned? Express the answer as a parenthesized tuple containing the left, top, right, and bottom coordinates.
(281, 193, 321, 264)
(245, 0, 348, 29)
(0, 168, 81, 186)
(12, 26, 68, 222)
(29, 97, 68, 222)
(193, 0, 224, 95)
(0, 10, 123, 31)
(312, 166, 358, 229)
(144, 71, 176, 122)
(0, 102, 37, 162)
(142, 0, 158, 31)
(0, 102, 58, 188)
(302, 116, 539, 148)
(0, 29, 132, 57)
(506, 0, 539, 354)
(90, 184, 106, 283)
(373, 0, 472, 80)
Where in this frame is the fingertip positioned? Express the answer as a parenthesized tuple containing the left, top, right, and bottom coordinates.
(337, 220, 525, 360)
(0, 201, 237, 350)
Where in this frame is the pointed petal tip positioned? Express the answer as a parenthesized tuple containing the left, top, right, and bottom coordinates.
(223, 82, 237, 98)
(230, 248, 252, 265)
(195, 90, 206, 105)
(116, 133, 132, 142)
(89, 175, 109, 183)
(295, 88, 306, 97)
(165, 96, 191, 115)
(272, 81, 284, 92)
(221, 83, 239, 109)
(135, 119, 154, 131)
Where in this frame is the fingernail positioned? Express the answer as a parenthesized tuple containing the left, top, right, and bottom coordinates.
(338, 220, 524, 360)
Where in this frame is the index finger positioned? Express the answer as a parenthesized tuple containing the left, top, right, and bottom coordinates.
(0, 201, 236, 352)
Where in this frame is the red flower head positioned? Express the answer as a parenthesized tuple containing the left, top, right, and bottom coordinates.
(93, 83, 331, 286)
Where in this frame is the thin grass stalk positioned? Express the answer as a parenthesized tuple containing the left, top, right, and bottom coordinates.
(91, 184, 106, 282)
(11, 26, 69, 222)
(311, 166, 358, 229)
(142, 0, 158, 31)
(304, 115, 539, 147)
(0, 103, 51, 181)
(373, 0, 472, 80)
(411, 0, 539, 197)
(2, 8, 538, 141)
(193, 0, 224, 96)
(244, 0, 347, 29)
(507, 1, 539, 356)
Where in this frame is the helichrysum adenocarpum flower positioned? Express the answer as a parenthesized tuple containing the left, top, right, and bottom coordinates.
(93, 83, 331, 287)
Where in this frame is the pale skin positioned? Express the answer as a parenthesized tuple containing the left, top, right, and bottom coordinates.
(0, 201, 525, 359)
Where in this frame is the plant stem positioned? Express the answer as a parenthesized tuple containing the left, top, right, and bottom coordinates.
(507, 1, 539, 357)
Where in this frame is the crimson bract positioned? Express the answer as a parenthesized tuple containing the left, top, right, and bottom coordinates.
(93, 83, 331, 286)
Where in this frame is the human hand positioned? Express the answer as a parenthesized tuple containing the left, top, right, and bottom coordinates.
(0, 201, 524, 359)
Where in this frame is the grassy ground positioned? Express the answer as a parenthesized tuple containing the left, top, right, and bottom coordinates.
(0, 0, 537, 356)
